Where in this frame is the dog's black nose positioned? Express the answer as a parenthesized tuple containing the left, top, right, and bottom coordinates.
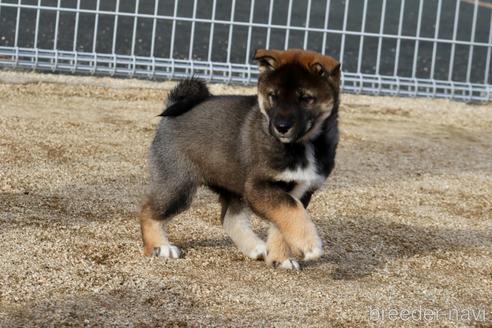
(273, 118, 293, 134)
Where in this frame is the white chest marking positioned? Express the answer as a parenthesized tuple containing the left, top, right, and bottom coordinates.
(275, 144, 326, 200)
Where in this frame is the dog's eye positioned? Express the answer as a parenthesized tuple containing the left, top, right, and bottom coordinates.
(300, 95, 315, 105)
(268, 92, 277, 103)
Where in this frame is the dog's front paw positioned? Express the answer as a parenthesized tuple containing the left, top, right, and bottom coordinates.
(284, 221, 323, 262)
(152, 244, 181, 258)
(295, 235, 323, 262)
(266, 253, 300, 270)
(265, 225, 293, 267)
(302, 241, 323, 261)
(246, 242, 267, 260)
(278, 258, 300, 270)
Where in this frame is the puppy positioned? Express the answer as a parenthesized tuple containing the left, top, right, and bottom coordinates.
(140, 49, 340, 269)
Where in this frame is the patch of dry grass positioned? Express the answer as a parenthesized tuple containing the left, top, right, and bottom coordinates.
(0, 71, 491, 327)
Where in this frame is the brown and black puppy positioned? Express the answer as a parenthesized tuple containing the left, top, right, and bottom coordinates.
(140, 49, 340, 269)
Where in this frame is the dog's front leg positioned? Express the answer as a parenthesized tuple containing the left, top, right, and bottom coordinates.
(245, 178, 323, 267)
(265, 224, 299, 269)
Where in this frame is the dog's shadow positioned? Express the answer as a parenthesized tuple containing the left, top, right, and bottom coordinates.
(313, 215, 490, 279)
(174, 212, 490, 280)
(4, 189, 488, 281)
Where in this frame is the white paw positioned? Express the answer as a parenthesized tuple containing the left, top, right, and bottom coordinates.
(152, 245, 181, 258)
(303, 244, 323, 261)
(278, 259, 300, 270)
(246, 242, 267, 260)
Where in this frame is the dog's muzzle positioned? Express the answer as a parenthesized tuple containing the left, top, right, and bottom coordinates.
(273, 117, 293, 134)
(270, 116, 296, 143)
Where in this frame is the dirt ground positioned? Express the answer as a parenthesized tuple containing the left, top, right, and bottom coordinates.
(0, 71, 491, 327)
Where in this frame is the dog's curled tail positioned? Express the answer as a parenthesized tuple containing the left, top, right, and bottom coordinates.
(159, 78, 211, 117)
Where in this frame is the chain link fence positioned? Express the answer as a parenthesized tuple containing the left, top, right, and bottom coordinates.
(0, 0, 491, 101)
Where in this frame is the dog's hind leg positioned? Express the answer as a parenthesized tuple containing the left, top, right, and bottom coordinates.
(220, 194, 266, 260)
(140, 179, 196, 258)
(140, 200, 178, 257)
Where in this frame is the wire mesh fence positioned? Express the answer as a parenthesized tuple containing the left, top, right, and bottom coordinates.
(0, 0, 491, 101)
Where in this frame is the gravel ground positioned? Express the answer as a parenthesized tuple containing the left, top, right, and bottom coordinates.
(0, 72, 491, 327)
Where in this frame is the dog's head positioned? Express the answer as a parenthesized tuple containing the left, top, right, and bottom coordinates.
(254, 49, 341, 143)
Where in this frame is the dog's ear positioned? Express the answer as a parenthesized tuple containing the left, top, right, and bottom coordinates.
(310, 56, 341, 84)
(253, 49, 279, 74)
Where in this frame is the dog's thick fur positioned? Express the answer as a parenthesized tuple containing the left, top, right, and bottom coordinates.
(140, 49, 341, 269)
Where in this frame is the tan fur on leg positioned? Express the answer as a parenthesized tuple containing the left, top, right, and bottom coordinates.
(269, 200, 322, 261)
(139, 200, 168, 256)
(266, 225, 291, 265)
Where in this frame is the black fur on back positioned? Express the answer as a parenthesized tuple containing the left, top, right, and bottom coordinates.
(159, 78, 211, 117)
